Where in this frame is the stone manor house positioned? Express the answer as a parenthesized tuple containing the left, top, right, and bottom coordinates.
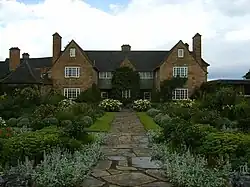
(0, 32, 209, 100)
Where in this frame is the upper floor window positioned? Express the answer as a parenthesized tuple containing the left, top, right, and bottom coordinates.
(65, 67, 80, 78)
(99, 72, 112, 79)
(173, 66, 188, 78)
(177, 49, 184, 58)
(64, 88, 80, 99)
(172, 88, 188, 100)
(122, 90, 131, 99)
(139, 72, 153, 79)
(69, 48, 76, 57)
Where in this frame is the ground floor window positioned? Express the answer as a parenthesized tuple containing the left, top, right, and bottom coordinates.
(144, 92, 151, 100)
(101, 91, 108, 99)
(122, 90, 131, 98)
(172, 88, 188, 100)
(64, 88, 80, 99)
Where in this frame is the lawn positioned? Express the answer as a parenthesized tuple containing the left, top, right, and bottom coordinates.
(88, 112, 115, 132)
(136, 112, 161, 131)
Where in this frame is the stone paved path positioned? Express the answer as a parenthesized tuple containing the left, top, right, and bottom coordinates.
(82, 111, 172, 187)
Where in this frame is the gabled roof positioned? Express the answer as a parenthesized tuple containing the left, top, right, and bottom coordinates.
(84, 50, 169, 71)
(1, 60, 51, 84)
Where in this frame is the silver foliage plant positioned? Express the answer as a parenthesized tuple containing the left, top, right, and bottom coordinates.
(5, 133, 105, 187)
(148, 130, 231, 187)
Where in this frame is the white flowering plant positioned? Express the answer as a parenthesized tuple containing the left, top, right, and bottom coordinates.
(98, 99, 122, 112)
(132, 99, 151, 111)
(0, 117, 6, 127)
(58, 99, 76, 111)
(173, 99, 196, 108)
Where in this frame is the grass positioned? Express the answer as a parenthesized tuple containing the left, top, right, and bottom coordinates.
(88, 112, 115, 132)
(136, 112, 161, 131)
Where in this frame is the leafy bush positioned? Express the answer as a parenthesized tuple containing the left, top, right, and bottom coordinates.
(146, 108, 161, 118)
(1, 126, 62, 166)
(17, 117, 30, 127)
(153, 113, 164, 125)
(151, 143, 231, 187)
(213, 117, 237, 130)
(33, 104, 57, 119)
(76, 83, 101, 103)
(99, 99, 122, 112)
(7, 118, 18, 127)
(57, 99, 76, 111)
(159, 114, 172, 128)
(132, 99, 151, 111)
(42, 89, 65, 105)
(191, 109, 219, 125)
(42, 117, 59, 126)
(63, 121, 89, 140)
(60, 120, 72, 127)
(0, 127, 13, 139)
(56, 110, 75, 121)
(79, 116, 93, 127)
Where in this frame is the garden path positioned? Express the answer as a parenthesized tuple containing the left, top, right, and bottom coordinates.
(82, 110, 172, 187)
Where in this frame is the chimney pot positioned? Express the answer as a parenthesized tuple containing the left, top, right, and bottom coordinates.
(121, 44, 131, 52)
(9, 47, 20, 71)
(22, 53, 29, 59)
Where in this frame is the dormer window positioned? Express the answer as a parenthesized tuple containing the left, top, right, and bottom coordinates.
(177, 49, 184, 58)
(69, 48, 76, 57)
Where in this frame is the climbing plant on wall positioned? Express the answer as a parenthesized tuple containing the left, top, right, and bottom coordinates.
(110, 67, 140, 104)
(160, 77, 187, 101)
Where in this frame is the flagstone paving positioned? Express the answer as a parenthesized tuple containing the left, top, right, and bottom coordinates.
(82, 111, 173, 187)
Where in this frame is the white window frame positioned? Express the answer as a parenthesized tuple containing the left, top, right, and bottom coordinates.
(177, 49, 184, 58)
(172, 88, 188, 100)
(139, 72, 153, 79)
(122, 90, 131, 99)
(64, 88, 80, 99)
(173, 66, 188, 78)
(144, 92, 151, 100)
(69, 48, 76, 57)
(99, 72, 112, 79)
(65, 67, 80, 78)
(101, 92, 108, 99)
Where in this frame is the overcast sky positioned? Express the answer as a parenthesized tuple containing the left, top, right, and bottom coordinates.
(0, 0, 250, 80)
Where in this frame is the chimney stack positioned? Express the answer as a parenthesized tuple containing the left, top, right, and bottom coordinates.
(192, 33, 202, 64)
(121, 44, 131, 53)
(22, 53, 30, 59)
(9, 47, 20, 71)
(52, 32, 62, 64)
(185, 43, 189, 50)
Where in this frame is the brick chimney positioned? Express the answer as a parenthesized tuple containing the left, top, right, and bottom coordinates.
(121, 44, 131, 53)
(192, 33, 202, 64)
(52, 32, 62, 64)
(22, 53, 29, 59)
(9, 47, 20, 71)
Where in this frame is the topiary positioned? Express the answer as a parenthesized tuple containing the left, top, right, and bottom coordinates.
(79, 116, 93, 127)
(7, 118, 18, 127)
(42, 117, 59, 126)
(60, 120, 72, 127)
(17, 117, 29, 127)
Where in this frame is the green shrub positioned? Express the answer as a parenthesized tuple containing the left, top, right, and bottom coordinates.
(7, 118, 18, 127)
(191, 109, 219, 125)
(56, 110, 75, 121)
(186, 124, 217, 152)
(42, 117, 59, 126)
(153, 113, 163, 125)
(60, 137, 83, 152)
(42, 90, 65, 105)
(159, 114, 171, 127)
(1, 126, 62, 166)
(79, 116, 93, 127)
(76, 83, 101, 103)
(213, 117, 237, 130)
(33, 104, 57, 119)
(17, 117, 30, 127)
(60, 120, 72, 127)
(146, 108, 161, 117)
